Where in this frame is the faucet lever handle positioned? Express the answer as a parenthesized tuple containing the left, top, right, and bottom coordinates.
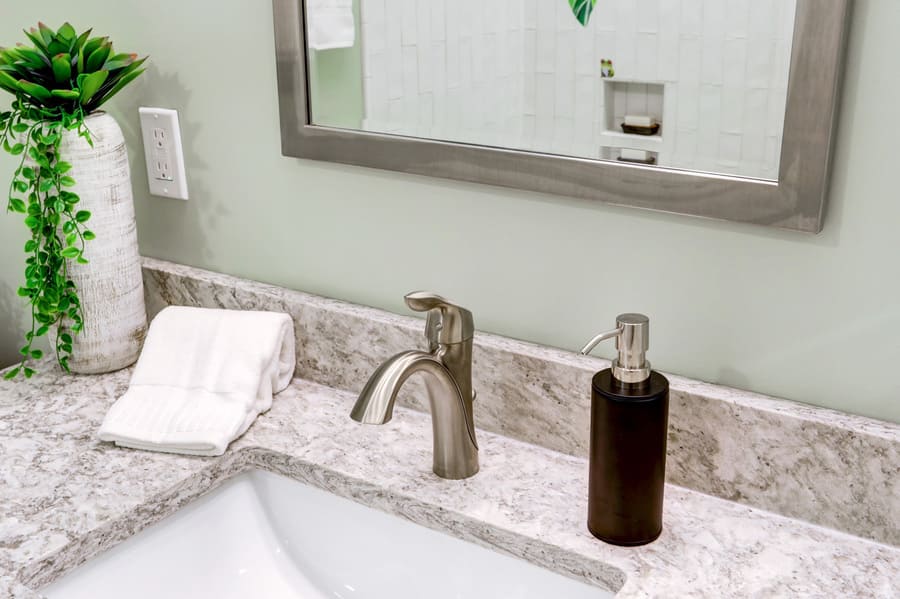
(405, 291, 474, 345)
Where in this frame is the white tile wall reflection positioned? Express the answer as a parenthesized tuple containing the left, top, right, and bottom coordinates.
(352, 0, 796, 180)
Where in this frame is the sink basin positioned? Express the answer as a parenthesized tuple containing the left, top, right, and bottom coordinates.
(42, 469, 612, 598)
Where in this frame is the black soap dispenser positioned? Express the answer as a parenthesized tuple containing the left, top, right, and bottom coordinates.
(580, 314, 669, 546)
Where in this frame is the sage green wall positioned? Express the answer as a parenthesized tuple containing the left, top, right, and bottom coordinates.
(1, 2, 898, 423)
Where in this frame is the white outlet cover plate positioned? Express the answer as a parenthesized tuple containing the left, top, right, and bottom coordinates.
(138, 107, 189, 200)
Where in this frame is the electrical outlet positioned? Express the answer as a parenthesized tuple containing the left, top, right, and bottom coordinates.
(139, 107, 189, 200)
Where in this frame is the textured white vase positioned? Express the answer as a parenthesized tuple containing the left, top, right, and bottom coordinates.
(56, 112, 147, 373)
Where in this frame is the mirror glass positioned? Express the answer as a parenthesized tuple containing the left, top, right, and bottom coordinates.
(306, 1, 796, 181)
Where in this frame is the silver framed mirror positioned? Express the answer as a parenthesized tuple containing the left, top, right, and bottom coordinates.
(273, 0, 850, 233)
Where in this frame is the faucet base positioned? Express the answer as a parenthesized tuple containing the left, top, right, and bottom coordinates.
(433, 456, 479, 480)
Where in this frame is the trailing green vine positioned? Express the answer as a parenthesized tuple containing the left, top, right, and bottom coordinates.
(0, 22, 146, 379)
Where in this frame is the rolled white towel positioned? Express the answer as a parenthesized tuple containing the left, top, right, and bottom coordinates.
(307, 0, 356, 50)
(98, 307, 296, 456)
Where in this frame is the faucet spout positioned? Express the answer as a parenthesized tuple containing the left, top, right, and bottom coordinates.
(351, 350, 479, 479)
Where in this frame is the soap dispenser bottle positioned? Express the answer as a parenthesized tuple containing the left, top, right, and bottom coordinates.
(580, 314, 669, 546)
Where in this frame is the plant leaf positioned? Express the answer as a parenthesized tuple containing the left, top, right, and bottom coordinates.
(47, 38, 68, 56)
(51, 53, 72, 83)
(50, 89, 79, 100)
(103, 52, 135, 71)
(8, 47, 46, 69)
(72, 28, 92, 55)
(57, 23, 77, 43)
(79, 69, 108, 103)
(86, 42, 111, 72)
(80, 37, 107, 61)
(8, 198, 26, 213)
(0, 70, 20, 93)
(17, 79, 52, 101)
(23, 28, 50, 58)
(60, 247, 80, 259)
(37, 22, 55, 46)
(568, 0, 597, 26)
(92, 66, 145, 109)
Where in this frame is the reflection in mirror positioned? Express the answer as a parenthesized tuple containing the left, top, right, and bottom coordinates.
(306, 1, 797, 181)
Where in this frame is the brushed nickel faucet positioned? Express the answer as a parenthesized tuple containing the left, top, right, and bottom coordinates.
(350, 291, 479, 480)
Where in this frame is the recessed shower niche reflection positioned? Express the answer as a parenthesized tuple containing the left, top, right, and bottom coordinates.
(306, 0, 796, 180)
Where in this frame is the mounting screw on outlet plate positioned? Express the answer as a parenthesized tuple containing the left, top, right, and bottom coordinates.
(138, 107, 189, 200)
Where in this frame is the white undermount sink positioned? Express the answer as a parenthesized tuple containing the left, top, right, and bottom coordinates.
(42, 470, 612, 599)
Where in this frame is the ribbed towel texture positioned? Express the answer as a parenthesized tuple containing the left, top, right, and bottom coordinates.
(98, 307, 296, 456)
(307, 0, 356, 50)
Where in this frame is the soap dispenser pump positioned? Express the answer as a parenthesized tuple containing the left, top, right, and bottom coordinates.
(581, 314, 669, 546)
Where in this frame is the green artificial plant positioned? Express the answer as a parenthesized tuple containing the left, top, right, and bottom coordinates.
(569, 0, 598, 26)
(0, 22, 146, 379)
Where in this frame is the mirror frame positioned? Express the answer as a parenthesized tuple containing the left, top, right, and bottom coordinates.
(273, 0, 851, 233)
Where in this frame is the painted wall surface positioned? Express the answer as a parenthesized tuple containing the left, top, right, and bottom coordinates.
(0, 1, 898, 424)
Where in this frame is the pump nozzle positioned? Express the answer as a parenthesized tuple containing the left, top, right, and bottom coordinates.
(581, 313, 651, 384)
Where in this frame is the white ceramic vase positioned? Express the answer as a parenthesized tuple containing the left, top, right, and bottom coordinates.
(56, 112, 147, 373)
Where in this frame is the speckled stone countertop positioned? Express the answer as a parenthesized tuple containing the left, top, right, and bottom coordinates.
(142, 259, 900, 548)
(1, 365, 898, 598)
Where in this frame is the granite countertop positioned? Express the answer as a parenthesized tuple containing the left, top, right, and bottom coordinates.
(1, 364, 898, 599)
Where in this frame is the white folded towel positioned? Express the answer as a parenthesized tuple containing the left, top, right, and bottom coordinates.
(98, 307, 296, 456)
(307, 0, 356, 50)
